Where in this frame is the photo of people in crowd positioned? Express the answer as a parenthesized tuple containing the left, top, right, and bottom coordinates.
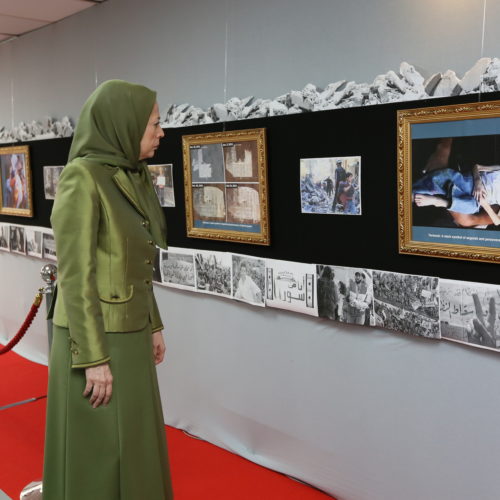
(373, 270, 440, 338)
(195, 250, 232, 297)
(232, 254, 265, 307)
(440, 279, 500, 351)
(161, 248, 196, 290)
(300, 156, 361, 215)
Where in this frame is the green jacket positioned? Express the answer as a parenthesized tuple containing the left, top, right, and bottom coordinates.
(50, 159, 163, 368)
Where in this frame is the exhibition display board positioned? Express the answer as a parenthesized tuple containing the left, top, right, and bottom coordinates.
(2, 92, 500, 500)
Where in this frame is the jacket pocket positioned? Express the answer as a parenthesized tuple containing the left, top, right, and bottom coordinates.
(99, 285, 134, 304)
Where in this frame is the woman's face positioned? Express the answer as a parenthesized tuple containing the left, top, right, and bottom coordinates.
(139, 102, 164, 160)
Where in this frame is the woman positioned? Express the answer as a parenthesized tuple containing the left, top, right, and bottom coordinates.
(43, 80, 173, 499)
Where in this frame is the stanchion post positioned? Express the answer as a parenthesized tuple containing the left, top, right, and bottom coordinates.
(40, 264, 57, 352)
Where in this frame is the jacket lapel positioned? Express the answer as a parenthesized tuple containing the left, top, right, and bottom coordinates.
(112, 169, 146, 218)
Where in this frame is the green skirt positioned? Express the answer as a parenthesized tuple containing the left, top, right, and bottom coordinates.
(43, 325, 173, 500)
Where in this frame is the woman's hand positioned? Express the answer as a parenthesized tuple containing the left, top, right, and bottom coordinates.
(152, 330, 166, 365)
(83, 362, 113, 408)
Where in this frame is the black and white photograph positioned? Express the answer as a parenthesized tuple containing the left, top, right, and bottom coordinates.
(9, 225, 26, 255)
(0, 223, 9, 252)
(190, 144, 225, 183)
(152, 247, 162, 283)
(148, 164, 175, 207)
(43, 165, 64, 200)
(160, 247, 196, 291)
(373, 270, 440, 338)
(440, 279, 500, 351)
(232, 254, 265, 307)
(194, 250, 232, 297)
(300, 156, 361, 215)
(316, 265, 345, 321)
(25, 226, 43, 258)
(342, 268, 374, 326)
(265, 258, 318, 316)
(42, 231, 57, 261)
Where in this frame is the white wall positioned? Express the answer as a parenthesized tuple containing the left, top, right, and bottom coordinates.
(0, 0, 496, 127)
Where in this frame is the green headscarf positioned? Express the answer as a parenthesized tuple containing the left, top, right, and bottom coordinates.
(68, 79, 167, 248)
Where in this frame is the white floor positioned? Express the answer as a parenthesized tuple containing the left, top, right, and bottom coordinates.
(0, 490, 11, 499)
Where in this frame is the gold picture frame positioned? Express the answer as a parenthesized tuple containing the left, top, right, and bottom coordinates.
(182, 128, 270, 245)
(398, 100, 500, 263)
(0, 145, 33, 217)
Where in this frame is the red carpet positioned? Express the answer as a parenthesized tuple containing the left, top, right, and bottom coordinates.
(1, 348, 334, 499)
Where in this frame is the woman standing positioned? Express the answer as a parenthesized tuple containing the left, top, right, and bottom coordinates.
(43, 80, 173, 499)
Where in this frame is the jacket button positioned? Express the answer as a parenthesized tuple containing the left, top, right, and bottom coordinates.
(71, 349, 79, 355)
(142, 220, 149, 227)
(145, 259, 152, 265)
(148, 240, 154, 245)
(144, 279, 151, 285)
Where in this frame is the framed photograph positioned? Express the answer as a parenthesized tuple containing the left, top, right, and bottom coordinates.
(398, 100, 500, 263)
(43, 166, 65, 200)
(300, 156, 361, 215)
(182, 128, 270, 245)
(0, 145, 33, 217)
(148, 164, 175, 207)
(160, 247, 196, 291)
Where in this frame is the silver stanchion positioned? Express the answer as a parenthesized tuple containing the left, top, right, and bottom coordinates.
(19, 265, 57, 500)
(40, 263, 57, 352)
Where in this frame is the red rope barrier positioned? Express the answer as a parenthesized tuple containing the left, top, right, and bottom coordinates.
(0, 290, 44, 355)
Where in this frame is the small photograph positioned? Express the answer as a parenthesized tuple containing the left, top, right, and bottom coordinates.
(190, 143, 225, 183)
(194, 250, 232, 297)
(440, 279, 500, 351)
(223, 141, 258, 182)
(42, 231, 57, 261)
(226, 185, 261, 224)
(152, 247, 162, 283)
(9, 225, 26, 254)
(373, 270, 440, 338)
(316, 265, 345, 321)
(148, 164, 175, 207)
(25, 226, 43, 258)
(0, 223, 9, 251)
(265, 259, 318, 316)
(193, 184, 226, 222)
(43, 166, 64, 200)
(232, 254, 265, 306)
(342, 268, 374, 326)
(160, 247, 196, 290)
(300, 156, 361, 215)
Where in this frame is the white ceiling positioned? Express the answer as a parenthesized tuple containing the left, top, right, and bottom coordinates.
(0, 0, 101, 42)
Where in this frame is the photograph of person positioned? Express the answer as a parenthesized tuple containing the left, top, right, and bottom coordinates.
(1, 152, 30, 212)
(43, 165, 65, 200)
(412, 135, 500, 231)
(300, 156, 361, 215)
(232, 254, 265, 306)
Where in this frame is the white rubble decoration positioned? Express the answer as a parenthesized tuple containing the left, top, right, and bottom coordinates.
(3, 58, 500, 140)
(0, 116, 73, 144)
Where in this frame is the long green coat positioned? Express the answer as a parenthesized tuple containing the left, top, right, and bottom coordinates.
(43, 80, 173, 500)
